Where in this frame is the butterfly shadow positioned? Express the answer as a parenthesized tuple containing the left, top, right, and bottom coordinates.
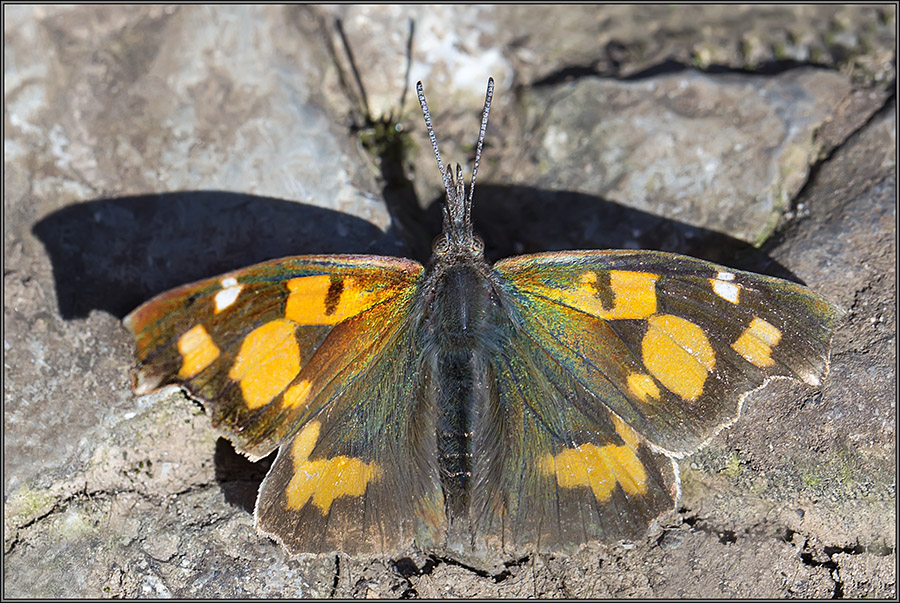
(30, 186, 800, 323)
(31, 190, 409, 321)
(32, 190, 412, 514)
(213, 439, 275, 514)
(421, 183, 802, 281)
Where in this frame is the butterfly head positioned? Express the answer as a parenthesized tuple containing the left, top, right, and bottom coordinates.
(417, 78, 494, 261)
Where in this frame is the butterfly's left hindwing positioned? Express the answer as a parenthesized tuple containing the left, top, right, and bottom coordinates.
(126, 254, 450, 554)
(254, 293, 446, 554)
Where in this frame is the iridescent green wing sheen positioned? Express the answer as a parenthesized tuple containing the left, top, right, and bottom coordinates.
(253, 287, 446, 555)
(469, 300, 679, 552)
(465, 249, 841, 551)
(493, 250, 843, 456)
(126, 254, 447, 554)
(125, 255, 423, 458)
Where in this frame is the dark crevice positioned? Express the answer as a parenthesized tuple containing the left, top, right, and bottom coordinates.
(786, 528, 891, 599)
(803, 89, 894, 183)
(426, 554, 493, 580)
(8, 499, 65, 543)
(392, 555, 436, 598)
(7, 481, 217, 556)
(625, 58, 824, 80)
(798, 547, 843, 598)
(330, 555, 340, 598)
(782, 527, 800, 543)
(695, 59, 826, 77)
(533, 57, 849, 88)
(680, 512, 751, 547)
(680, 509, 700, 528)
(681, 522, 898, 598)
(824, 544, 867, 556)
(436, 553, 526, 583)
(392, 553, 529, 596)
(494, 555, 531, 583)
(529, 40, 636, 85)
(765, 90, 895, 250)
(532, 64, 607, 87)
(718, 529, 737, 545)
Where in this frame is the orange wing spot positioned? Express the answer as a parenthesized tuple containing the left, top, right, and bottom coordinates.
(284, 275, 385, 325)
(286, 420, 383, 514)
(282, 379, 312, 409)
(709, 278, 740, 304)
(177, 325, 220, 379)
(627, 372, 661, 403)
(732, 317, 782, 368)
(541, 270, 658, 319)
(643, 314, 715, 401)
(611, 413, 641, 449)
(606, 270, 660, 319)
(228, 319, 300, 409)
(539, 441, 647, 502)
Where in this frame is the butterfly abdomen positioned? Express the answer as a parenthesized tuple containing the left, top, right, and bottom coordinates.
(421, 263, 500, 526)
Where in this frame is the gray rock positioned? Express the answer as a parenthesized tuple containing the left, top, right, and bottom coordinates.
(4, 4, 894, 599)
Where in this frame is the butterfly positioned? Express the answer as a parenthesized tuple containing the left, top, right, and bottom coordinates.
(125, 77, 842, 558)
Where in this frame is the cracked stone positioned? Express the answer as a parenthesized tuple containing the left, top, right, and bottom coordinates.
(4, 4, 895, 599)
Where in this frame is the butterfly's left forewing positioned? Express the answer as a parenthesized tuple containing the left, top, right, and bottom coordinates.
(126, 255, 422, 458)
(125, 255, 447, 554)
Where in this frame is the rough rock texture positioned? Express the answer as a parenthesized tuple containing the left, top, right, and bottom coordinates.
(4, 4, 895, 598)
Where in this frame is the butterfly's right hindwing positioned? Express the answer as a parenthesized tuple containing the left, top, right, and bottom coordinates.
(469, 293, 678, 552)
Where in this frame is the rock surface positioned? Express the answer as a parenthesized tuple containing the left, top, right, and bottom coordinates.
(4, 4, 895, 598)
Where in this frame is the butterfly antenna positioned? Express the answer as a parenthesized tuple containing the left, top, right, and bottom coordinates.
(467, 77, 494, 227)
(455, 163, 467, 238)
(418, 78, 494, 251)
(417, 81, 455, 231)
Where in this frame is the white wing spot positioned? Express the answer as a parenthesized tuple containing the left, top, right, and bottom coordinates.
(716, 271, 735, 281)
(215, 278, 243, 313)
(711, 279, 740, 304)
